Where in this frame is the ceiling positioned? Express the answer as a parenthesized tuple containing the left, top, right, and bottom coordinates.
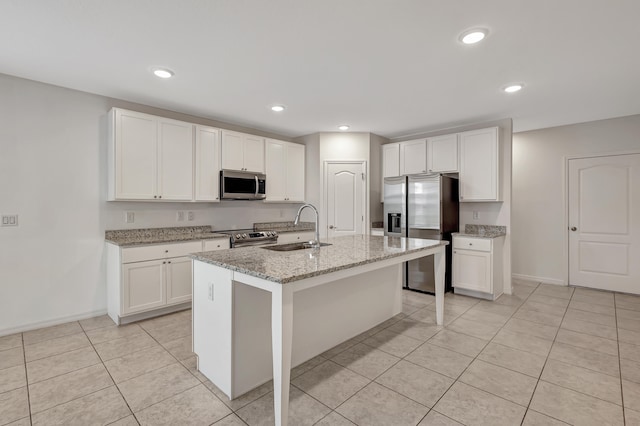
(1, 1, 639, 139)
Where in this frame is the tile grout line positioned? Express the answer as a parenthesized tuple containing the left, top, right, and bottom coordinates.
(519, 284, 575, 426)
(615, 293, 627, 426)
(20, 332, 33, 426)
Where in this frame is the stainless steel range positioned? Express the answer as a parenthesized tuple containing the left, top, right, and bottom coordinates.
(216, 229, 278, 248)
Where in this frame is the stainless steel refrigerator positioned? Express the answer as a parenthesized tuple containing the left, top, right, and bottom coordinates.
(383, 174, 459, 293)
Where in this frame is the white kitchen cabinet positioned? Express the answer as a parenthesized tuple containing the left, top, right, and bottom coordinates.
(107, 240, 203, 323)
(221, 130, 265, 173)
(166, 256, 193, 305)
(399, 139, 427, 175)
(108, 108, 194, 201)
(427, 134, 458, 173)
(265, 139, 305, 202)
(202, 238, 230, 251)
(277, 231, 315, 245)
(459, 127, 501, 202)
(195, 125, 222, 202)
(452, 235, 504, 300)
(381, 143, 401, 202)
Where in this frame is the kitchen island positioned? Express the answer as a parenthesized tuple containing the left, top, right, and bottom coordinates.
(190, 235, 448, 426)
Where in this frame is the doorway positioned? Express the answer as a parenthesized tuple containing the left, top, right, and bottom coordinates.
(324, 161, 366, 238)
(568, 153, 640, 294)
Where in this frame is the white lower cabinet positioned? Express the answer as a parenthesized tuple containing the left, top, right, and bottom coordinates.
(107, 238, 229, 323)
(277, 231, 315, 245)
(452, 235, 504, 300)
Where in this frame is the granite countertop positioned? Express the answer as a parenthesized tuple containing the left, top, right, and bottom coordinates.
(253, 221, 315, 233)
(191, 234, 448, 284)
(105, 226, 229, 247)
(453, 224, 507, 239)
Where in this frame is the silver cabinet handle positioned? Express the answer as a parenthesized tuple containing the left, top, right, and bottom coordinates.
(254, 175, 259, 198)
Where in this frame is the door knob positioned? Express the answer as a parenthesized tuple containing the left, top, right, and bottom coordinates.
(570, 227, 577, 231)
(329, 225, 335, 229)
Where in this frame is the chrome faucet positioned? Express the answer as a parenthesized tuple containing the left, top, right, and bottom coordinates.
(294, 203, 320, 248)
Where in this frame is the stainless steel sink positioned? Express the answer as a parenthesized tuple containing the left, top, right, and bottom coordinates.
(261, 242, 332, 252)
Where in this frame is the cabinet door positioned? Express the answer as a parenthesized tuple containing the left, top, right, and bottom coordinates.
(221, 130, 245, 171)
(427, 134, 458, 173)
(114, 109, 157, 200)
(285, 143, 305, 202)
(158, 119, 194, 200)
(382, 143, 400, 178)
(166, 256, 192, 305)
(453, 250, 492, 293)
(243, 135, 265, 173)
(122, 260, 165, 314)
(459, 127, 499, 201)
(399, 139, 427, 175)
(195, 126, 221, 201)
(265, 139, 287, 201)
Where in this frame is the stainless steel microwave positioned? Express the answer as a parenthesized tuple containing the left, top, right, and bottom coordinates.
(220, 170, 266, 200)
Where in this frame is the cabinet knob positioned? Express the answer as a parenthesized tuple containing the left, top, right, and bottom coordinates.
(165, 250, 169, 253)
(168, 261, 171, 264)
(154, 195, 157, 199)
(571, 227, 577, 231)
(163, 261, 166, 264)
(159, 196, 162, 199)
(329, 225, 335, 229)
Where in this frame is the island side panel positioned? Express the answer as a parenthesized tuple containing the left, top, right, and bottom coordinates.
(231, 263, 403, 396)
(193, 261, 234, 397)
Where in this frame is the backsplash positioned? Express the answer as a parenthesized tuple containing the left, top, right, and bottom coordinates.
(253, 221, 315, 232)
(464, 224, 507, 236)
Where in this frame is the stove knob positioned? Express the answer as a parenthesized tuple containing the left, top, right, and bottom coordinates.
(242, 233, 248, 238)
(267, 231, 273, 236)
(235, 234, 241, 239)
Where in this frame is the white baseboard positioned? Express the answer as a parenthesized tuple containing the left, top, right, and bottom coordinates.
(0, 309, 108, 337)
(512, 273, 566, 286)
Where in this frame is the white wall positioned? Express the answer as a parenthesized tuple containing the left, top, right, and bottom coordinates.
(512, 114, 640, 285)
(0, 74, 300, 335)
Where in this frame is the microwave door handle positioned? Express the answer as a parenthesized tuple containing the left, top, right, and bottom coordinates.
(255, 175, 259, 198)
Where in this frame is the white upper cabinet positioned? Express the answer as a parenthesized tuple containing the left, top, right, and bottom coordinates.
(265, 139, 305, 202)
(221, 130, 265, 173)
(459, 127, 501, 202)
(158, 118, 194, 201)
(194, 125, 221, 202)
(109, 108, 194, 201)
(382, 143, 401, 178)
(427, 134, 458, 173)
(399, 139, 427, 175)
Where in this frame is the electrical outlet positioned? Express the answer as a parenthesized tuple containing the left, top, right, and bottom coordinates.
(473, 211, 479, 220)
(1, 215, 18, 227)
(125, 212, 135, 223)
(176, 211, 185, 221)
(187, 211, 194, 221)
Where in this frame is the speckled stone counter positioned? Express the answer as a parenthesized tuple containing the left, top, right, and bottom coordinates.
(105, 226, 229, 246)
(453, 224, 507, 239)
(191, 234, 447, 284)
(253, 221, 315, 233)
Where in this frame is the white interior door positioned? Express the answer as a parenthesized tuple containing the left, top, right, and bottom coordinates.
(569, 153, 640, 294)
(326, 162, 365, 238)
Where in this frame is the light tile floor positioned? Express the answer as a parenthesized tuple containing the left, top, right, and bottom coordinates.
(1, 281, 640, 425)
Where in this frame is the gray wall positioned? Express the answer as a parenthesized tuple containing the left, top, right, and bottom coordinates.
(512, 114, 640, 284)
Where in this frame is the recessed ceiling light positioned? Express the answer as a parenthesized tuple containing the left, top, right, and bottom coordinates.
(338, 125, 350, 131)
(459, 28, 488, 44)
(152, 68, 174, 79)
(271, 105, 285, 112)
(503, 84, 524, 93)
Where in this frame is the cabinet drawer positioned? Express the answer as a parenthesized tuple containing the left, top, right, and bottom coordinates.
(122, 241, 203, 263)
(453, 237, 491, 252)
(203, 239, 230, 251)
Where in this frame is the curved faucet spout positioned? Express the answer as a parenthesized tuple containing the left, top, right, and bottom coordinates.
(294, 203, 320, 248)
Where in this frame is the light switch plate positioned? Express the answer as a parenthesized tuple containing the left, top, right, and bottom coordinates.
(176, 211, 185, 221)
(1, 215, 18, 226)
(125, 212, 135, 223)
(187, 211, 194, 221)
(473, 211, 479, 220)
